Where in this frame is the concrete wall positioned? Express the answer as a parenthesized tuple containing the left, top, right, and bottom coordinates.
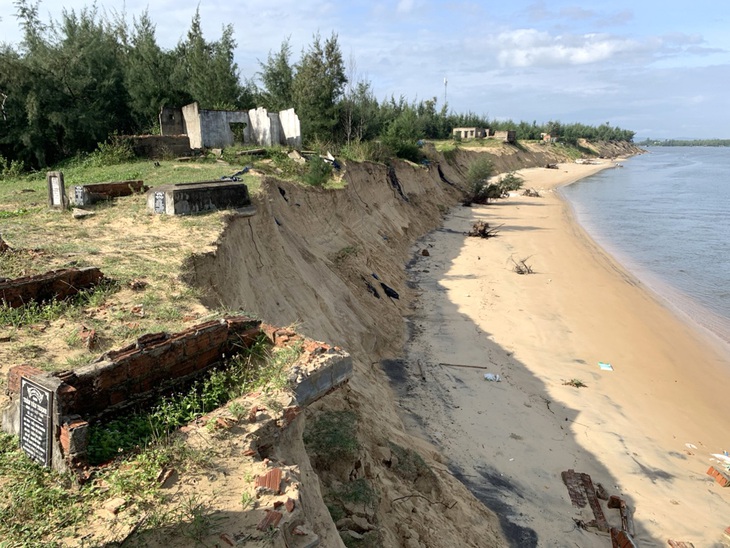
(171, 103, 301, 149)
(159, 107, 186, 135)
(249, 107, 273, 147)
(279, 108, 302, 148)
(199, 109, 250, 148)
(182, 103, 203, 148)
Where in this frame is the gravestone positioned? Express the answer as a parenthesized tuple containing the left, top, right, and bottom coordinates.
(46, 171, 67, 210)
(19, 378, 53, 466)
(153, 191, 166, 213)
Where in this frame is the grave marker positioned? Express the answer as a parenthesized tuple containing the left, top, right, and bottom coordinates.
(19, 378, 53, 467)
(46, 171, 67, 209)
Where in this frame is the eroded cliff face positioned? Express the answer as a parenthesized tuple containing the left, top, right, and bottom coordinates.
(183, 141, 642, 547)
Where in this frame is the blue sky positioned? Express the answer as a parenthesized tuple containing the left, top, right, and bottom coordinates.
(1, 0, 728, 139)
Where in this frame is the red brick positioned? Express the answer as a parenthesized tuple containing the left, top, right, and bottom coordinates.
(707, 466, 730, 487)
(7, 365, 43, 393)
(285, 498, 295, 512)
(256, 510, 283, 531)
(255, 468, 282, 495)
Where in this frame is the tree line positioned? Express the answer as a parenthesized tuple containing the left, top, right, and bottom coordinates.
(0, 2, 635, 170)
(638, 138, 730, 147)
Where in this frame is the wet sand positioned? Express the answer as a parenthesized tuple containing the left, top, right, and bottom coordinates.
(400, 160, 730, 546)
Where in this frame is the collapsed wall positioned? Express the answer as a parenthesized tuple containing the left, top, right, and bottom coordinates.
(182, 142, 641, 547)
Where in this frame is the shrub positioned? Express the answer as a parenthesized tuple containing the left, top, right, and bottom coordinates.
(303, 155, 332, 186)
(465, 157, 496, 204)
(499, 171, 524, 192)
(0, 155, 25, 180)
(83, 137, 135, 168)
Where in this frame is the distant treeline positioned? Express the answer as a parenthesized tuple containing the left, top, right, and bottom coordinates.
(638, 139, 730, 147)
(0, 1, 635, 169)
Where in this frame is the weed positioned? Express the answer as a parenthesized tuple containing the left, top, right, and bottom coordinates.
(176, 493, 217, 544)
(82, 137, 136, 168)
(228, 401, 246, 420)
(563, 378, 587, 388)
(240, 491, 255, 510)
(304, 410, 359, 468)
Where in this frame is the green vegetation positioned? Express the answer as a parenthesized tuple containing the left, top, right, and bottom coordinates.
(88, 336, 300, 464)
(0, 4, 635, 172)
(303, 155, 333, 186)
(304, 410, 360, 468)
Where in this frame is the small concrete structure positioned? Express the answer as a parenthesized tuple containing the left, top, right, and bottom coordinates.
(46, 171, 68, 209)
(452, 127, 487, 139)
(490, 130, 517, 143)
(160, 103, 301, 150)
(71, 180, 147, 206)
(147, 181, 251, 215)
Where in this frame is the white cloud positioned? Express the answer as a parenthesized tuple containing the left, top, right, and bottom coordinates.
(494, 29, 643, 67)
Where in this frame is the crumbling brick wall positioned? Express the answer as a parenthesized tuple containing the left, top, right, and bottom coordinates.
(0, 267, 104, 308)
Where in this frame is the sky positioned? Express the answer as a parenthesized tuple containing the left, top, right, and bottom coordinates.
(1, 0, 729, 140)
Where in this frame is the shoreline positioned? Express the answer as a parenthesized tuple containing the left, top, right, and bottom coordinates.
(399, 159, 730, 545)
(558, 174, 730, 354)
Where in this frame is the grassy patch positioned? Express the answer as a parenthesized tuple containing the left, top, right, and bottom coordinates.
(304, 410, 360, 469)
(0, 432, 89, 547)
(388, 442, 435, 483)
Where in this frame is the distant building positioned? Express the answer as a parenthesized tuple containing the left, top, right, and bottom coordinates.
(452, 127, 487, 139)
(159, 103, 302, 149)
(540, 133, 558, 143)
(489, 130, 517, 143)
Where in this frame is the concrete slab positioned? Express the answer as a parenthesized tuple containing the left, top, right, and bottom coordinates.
(147, 181, 251, 215)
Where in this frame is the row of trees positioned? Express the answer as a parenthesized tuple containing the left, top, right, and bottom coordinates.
(0, 2, 635, 169)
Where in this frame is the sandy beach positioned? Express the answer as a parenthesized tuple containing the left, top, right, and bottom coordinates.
(400, 160, 730, 546)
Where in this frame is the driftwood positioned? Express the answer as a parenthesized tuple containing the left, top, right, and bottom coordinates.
(468, 221, 501, 238)
(522, 187, 541, 198)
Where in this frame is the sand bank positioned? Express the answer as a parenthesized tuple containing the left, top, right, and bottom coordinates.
(401, 160, 730, 545)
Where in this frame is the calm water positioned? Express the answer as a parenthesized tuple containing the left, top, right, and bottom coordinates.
(561, 147, 730, 345)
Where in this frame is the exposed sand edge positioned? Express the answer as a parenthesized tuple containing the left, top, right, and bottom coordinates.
(401, 158, 730, 545)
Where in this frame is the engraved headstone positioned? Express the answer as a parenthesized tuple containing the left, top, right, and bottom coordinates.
(19, 378, 53, 466)
(154, 191, 166, 214)
(74, 185, 86, 206)
(46, 171, 67, 209)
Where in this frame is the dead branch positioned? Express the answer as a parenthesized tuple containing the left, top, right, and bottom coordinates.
(511, 255, 534, 274)
(468, 221, 502, 238)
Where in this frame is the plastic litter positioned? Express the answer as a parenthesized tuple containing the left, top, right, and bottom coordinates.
(598, 362, 614, 371)
(484, 373, 501, 382)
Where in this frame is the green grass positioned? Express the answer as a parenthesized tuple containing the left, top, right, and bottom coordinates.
(304, 410, 360, 469)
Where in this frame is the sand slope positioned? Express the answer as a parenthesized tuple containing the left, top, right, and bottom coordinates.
(402, 161, 730, 546)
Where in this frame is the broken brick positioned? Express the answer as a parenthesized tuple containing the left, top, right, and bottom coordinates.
(255, 468, 282, 495)
(285, 498, 295, 512)
(257, 510, 283, 531)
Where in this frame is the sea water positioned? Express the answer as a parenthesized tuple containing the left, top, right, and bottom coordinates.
(561, 147, 730, 346)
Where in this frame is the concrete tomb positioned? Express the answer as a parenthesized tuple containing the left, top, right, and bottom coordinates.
(71, 180, 147, 206)
(147, 180, 251, 215)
